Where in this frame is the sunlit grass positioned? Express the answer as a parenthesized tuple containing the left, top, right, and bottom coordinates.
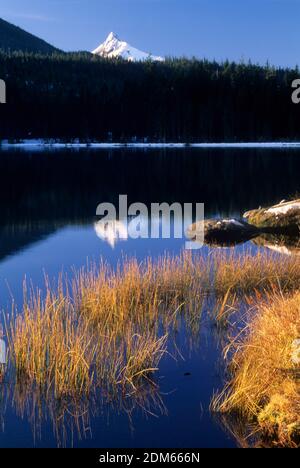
(6, 285, 97, 397)
(212, 290, 300, 447)
(213, 250, 300, 296)
(6, 288, 169, 397)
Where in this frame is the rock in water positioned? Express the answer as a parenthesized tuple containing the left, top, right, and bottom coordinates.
(244, 199, 300, 232)
(187, 218, 259, 246)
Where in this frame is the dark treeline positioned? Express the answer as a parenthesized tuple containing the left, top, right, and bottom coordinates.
(0, 51, 299, 141)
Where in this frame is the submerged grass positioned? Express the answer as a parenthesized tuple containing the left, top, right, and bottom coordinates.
(7, 376, 167, 447)
(212, 291, 300, 447)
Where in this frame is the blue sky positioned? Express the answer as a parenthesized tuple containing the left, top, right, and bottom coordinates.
(0, 0, 298, 67)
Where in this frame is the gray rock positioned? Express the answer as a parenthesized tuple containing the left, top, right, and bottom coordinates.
(187, 218, 259, 247)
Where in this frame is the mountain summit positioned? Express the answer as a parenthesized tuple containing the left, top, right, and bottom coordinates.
(92, 32, 164, 62)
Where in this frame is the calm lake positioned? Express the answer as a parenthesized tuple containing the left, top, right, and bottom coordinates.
(0, 147, 299, 448)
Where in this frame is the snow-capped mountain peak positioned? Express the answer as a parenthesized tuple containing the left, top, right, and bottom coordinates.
(92, 32, 164, 62)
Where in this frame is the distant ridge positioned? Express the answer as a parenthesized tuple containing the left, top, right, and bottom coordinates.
(0, 17, 60, 54)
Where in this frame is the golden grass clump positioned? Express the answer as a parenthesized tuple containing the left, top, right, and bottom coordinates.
(5, 253, 208, 398)
(6, 285, 169, 397)
(1, 253, 199, 403)
(7, 286, 97, 398)
(117, 332, 168, 389)
(212, 290, 300, 447)
(73, 253, 208, 331)
(213, 250, 300, 296)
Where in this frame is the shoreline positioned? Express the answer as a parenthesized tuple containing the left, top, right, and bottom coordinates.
(1, 140, 300, 150)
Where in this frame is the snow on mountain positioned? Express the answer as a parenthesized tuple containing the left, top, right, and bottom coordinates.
(92, 32, 164, 62)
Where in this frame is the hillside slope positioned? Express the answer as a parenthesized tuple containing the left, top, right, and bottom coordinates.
(0, 17, 59, 54)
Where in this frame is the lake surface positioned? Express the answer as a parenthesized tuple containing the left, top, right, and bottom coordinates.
(0, 147, 299, 448)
